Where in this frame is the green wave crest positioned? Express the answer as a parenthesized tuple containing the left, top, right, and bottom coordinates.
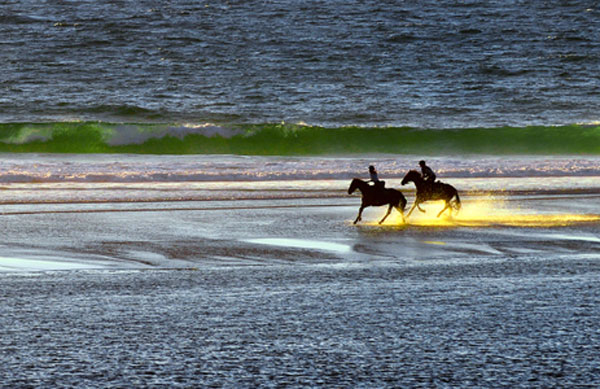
(0, 122, 598, 155)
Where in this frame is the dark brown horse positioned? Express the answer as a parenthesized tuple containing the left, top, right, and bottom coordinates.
(348, 178, 407, 224)
(401, 170, 461, 218)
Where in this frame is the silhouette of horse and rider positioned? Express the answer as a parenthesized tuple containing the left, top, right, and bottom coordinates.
(402, 161, 461, 218)
(348, 161, 461, 224)
(348, 165, 406, 225)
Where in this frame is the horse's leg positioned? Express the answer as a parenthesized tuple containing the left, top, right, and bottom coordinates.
(452, 200, 460, 213)
(406, 201, 418, 218)
(395, 206, 405, 224)
(354, 205, 365, 224)
(379, 204, 393, 224)
(437, 201, 451, 218)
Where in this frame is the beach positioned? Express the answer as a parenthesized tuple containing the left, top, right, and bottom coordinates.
(1, 154, 599, 387)
(3, 0, 600, 386)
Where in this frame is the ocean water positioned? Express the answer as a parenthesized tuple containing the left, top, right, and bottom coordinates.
(1, 0, 599, 129)
(3, 2, 600, 387)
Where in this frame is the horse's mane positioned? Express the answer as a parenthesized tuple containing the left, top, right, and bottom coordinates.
(405, 169, 421, 177)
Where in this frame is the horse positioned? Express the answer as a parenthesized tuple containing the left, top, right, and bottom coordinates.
(401, 170, 461, 218)
(347, 178, 407, 224)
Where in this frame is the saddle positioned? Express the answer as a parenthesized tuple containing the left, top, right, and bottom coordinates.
(369, 181, 386, 194)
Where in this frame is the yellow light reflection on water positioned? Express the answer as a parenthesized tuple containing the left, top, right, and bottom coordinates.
(378, 198, 600, 228)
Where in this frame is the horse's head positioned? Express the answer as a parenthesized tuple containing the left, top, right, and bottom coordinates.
(401, 170, 421, 185)
(348, 178, 362, 194)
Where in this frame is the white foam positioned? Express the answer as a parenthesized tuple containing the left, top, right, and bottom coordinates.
(1, 154, 600, 183)
(107, 123, 241, 146)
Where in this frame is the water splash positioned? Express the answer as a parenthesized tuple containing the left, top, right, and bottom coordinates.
(381, 198, 600, 228)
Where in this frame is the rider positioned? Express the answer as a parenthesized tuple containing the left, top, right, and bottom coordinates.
(368, 165, 385, 190)
(419, 160, 436, 188)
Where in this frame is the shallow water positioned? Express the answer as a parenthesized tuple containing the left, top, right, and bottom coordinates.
(2, 262, 600, 387)
(1, 154, 600, 386)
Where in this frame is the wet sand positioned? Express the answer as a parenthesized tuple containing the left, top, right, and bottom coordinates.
(1, 184, 600, 386)
(1, 185, 599, 270)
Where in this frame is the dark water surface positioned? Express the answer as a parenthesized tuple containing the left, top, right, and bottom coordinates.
(2, 2, 600, 386)
(2, 263, 599, 387)
(2, 1, 599, 127)
(0, 189, 600, 387)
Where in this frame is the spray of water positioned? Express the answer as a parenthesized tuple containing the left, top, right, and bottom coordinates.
(379, 197, 600, 228)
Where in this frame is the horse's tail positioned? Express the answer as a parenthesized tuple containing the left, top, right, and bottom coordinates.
(399, 192, 407, 211)
(453, 191, 461, 211)
(391, 189, 407, 211)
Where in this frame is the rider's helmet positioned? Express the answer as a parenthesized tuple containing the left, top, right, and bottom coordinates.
(419, 160, 426, 166)
(369, 165, 375, 172)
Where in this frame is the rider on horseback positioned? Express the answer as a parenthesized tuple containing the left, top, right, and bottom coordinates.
(368, 165, 385, 191)
(419, 160, 436, 192)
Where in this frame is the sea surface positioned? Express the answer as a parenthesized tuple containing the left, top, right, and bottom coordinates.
(1, 0, 599, 129)
(2, 1, 600, 387)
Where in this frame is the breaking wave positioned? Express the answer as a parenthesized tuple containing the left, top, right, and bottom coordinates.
(0, 121, 599, 155)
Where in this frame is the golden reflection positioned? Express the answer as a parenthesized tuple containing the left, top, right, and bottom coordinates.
(377, 198, 600, 228)
(422, 241, 446, 245)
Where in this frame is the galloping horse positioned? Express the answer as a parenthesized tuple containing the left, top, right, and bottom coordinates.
(401, 170, 461, 218)
(347, 178, 407, 224)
